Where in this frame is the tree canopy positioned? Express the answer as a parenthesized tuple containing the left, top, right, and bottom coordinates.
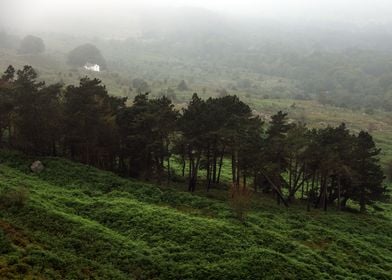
(19, 35, 45, 54)
(67, 43, 107, 70)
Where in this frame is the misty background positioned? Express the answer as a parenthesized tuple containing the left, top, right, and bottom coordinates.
(1, 0, 392, 112)
(1, 0, 392, 163)
(3, 0, 392, 35)
(3, 0, 392, 53)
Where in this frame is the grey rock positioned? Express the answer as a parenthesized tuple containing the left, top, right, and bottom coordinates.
(30, 161, 44, 173)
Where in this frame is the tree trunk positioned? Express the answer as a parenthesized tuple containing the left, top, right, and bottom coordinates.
(260, 170, 289, 207)
(167, 155, 171, 185)
(323, 176, 328, 212)
(236, 153, 240, 187)
(360, 194, 366, 213)
(337, 176, 341, 211)
(340, 197, 348, 209)
(188, 152, 193, 192)
(52, 139, 57, 156)
(182, 154, 186, 177)
(288, 157, 293, 194)
(231, 152, 236, 184)
(192, 153, 201, 192)
(253, 172, 257, 192)
(301, 169, 305, 199)
(217, 146, 225, 184)
(308, 172, 316, 211)
(212, 140, 217, 184)
(206, 144, 211, 191)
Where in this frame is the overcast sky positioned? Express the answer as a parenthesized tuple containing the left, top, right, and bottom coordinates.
(2, 0, 392, 34)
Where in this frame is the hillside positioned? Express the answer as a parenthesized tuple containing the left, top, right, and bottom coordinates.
(1, 47, 391, 166)
(247, 99, 392, 165)
(0, 151, 391, 279)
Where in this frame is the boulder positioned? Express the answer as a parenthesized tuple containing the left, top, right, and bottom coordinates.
(30, 161, 44, 173)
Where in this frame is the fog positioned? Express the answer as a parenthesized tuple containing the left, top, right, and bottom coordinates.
(1, 1, 392, 118)
(2, 0, 392, 37)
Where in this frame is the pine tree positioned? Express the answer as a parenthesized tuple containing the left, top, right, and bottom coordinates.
(351, 131, 387, 212)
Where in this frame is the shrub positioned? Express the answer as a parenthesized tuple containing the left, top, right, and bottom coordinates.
(177, 80, 189, 91)
(0, 230, 13, 254)
(67, 43, 107, 69)
(0, 186, 29, 209)
(228, 183, 252, 222)
(19, 35, 45, 54)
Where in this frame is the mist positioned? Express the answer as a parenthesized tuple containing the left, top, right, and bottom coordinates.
(3, 0, 392, 37)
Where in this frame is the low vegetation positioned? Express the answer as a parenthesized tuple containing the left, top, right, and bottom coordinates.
(0, 151, 391, 279)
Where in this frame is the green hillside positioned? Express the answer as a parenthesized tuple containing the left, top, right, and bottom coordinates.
(0, 151, 391, 279)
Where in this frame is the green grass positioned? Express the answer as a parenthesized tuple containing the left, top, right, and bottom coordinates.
(0, 150, 391, 279)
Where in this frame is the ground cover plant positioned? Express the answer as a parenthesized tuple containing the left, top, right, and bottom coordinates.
(0, 151, 391, 279)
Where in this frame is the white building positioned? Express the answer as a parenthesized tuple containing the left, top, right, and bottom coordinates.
(84, 63, 100, 72)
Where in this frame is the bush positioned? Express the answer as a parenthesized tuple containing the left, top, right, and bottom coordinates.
(0, 230, 13, 254)
(0, 186, 29, 209)
(228, 183, 252, 222)
(67, 43, 107, 69)
(132, 78, 150, 93)
(19, 35, 45, 54)
(177, 80, 189, 91)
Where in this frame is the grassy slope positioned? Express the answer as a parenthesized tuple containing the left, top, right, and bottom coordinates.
(0, 151, 391, 279)
(247, 98, 392, 165)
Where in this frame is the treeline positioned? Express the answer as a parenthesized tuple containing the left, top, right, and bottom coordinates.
(0, 66, 388, 211)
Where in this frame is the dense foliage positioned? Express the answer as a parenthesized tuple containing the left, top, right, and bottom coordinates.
(0, 65, 388, 212)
